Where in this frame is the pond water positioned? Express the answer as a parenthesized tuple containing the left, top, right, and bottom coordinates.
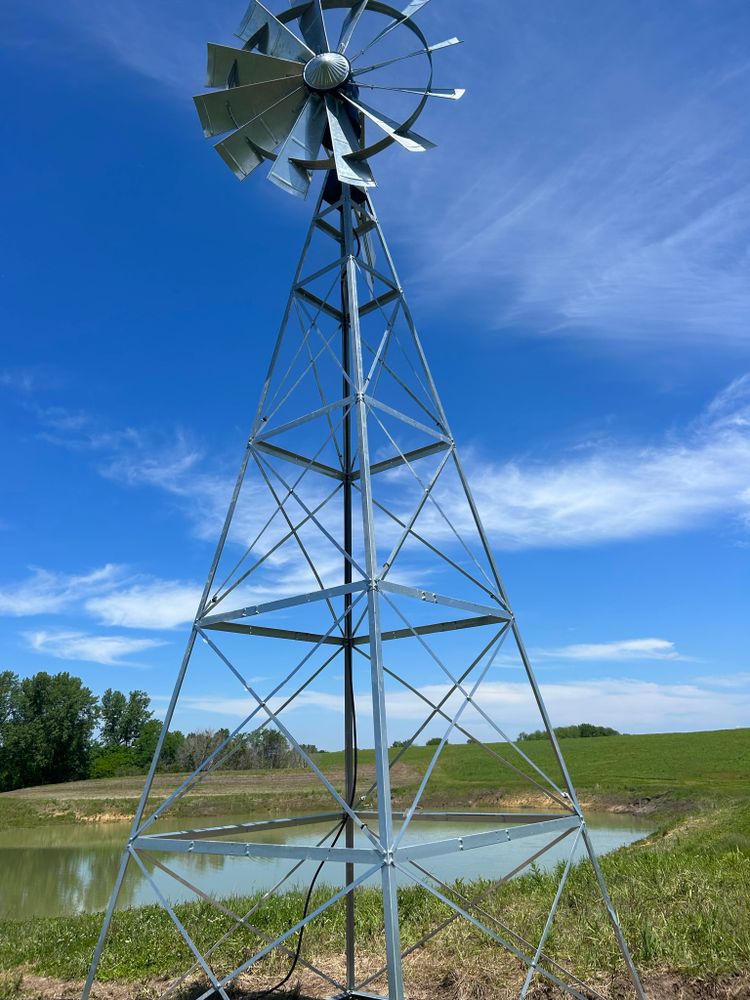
(0, 812, 652, 920)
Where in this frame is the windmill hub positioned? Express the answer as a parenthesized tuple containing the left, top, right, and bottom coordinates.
(303, 52, 351, 92)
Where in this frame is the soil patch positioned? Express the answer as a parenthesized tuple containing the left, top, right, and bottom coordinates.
(11, 969, 750, 1000)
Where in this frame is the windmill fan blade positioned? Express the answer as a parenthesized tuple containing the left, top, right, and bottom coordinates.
(194, 78, 305, 137)
(353, 37, 462, 76)
(350, 0, 433, 60)
(236, 0, 313, 62)
(359, 84, 465, 100)
(296, 0, 329, 54)
(324, 96, 376, 189)
(268, 96, 327, 197)
(339, 93, 435, 152)
(206, 44, 303, 88)
(337, 0, 369, 53)
(214, 88, 309, 179)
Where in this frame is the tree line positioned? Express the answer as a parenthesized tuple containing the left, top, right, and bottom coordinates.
(0, 670, 317, 793)
(518, 723, 621, 741)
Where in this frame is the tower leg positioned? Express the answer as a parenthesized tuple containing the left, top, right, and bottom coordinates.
(581, 825, 647, 1000)
(82, 627, 199, 998)
(343, 182, 404, 999)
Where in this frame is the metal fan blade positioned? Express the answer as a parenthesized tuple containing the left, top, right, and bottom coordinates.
(206, 44, 303, 88)
(296, 0, 329, 54)
(350, 0, 433, 61)
(194, 77, 305, 137)
(353, 38, 461, 76)
(268, 96, 327, 197)
(324, 96, 376, 189)
(358, 84, 465, 100)
(339, 93, 435, 152)
(337, 0, 369, 53)
(214, 88, 309, 178)
(236, 0, 313, 62)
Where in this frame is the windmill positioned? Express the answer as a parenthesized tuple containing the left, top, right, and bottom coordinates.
(83, 3, 647, 999)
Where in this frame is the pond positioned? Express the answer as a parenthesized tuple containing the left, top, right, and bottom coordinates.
(0, 812, 653, 920)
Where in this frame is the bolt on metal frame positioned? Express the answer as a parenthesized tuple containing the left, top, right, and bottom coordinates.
(82, 182, 647, 1000)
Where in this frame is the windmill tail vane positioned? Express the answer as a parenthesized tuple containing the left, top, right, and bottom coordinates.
(82, 3, 648, 1000)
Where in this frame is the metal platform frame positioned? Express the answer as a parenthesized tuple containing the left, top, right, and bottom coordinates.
(82, 182, 646, 1000)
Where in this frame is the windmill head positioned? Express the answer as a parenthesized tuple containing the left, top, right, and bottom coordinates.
(193, 0, 464, 198)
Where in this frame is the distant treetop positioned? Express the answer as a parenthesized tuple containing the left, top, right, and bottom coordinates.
(518, 723, 621, 742)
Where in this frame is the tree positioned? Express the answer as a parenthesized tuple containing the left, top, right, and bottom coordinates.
(425, 737, 441, 746)
(0, 670, 14, 727)
(100, 689, 127, 748)
(120, 691, 152, 746)
(518, 723, 621, 742)
(0, 672, 99, 790)
(100, 689, 153, 747)
(247, 728, 289, 767)
(133, 719, 184, 772)
(176, 729, 227, 771)
(0, 671, 19, 790)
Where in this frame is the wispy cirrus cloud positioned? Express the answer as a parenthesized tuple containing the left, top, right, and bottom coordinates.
(389, 5, 750, 348)
(19, 0, 228, 94)
(18, 0, 750, 348)
(24, 629, 167, 666)
(32, 375, 750, 556)
(0, 564, 126, 617)
(0, 369, 39, 393)
(693, 672, 750, 690)
(423, 375, 750, 548)
(85, 581, 201, 631)
(536, 638, 681, 663)
(0, 563, 201, 632)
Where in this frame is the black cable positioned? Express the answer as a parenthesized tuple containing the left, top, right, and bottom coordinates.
(253, 675, 357, 998)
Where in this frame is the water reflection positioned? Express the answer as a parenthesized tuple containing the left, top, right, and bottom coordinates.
(0, 813, 652, 920)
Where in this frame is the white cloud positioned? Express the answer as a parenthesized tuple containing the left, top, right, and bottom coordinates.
(537, 638, 681, 662)
(85, 580, 201, 630)
(421, 375, 750, 548)
(0, 564, 204, 632)
(24, 630, 167, 666)
(34, 376, 750, 569)
(0, 565, 126, 617)
(391, 10, 750, 347)
(692, 671, 750, 690)
(100, 431, 204, 493)
(165, 676, 750, 738)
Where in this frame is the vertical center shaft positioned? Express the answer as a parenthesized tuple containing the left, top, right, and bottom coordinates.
(341, 187, 357, 991)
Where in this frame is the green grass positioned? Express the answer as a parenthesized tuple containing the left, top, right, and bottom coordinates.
(2, 729, 747, 831)
(1, 803, 748, 987)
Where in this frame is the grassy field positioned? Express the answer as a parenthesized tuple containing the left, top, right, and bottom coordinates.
(1, 729, 749, 998)
(0, 802, 748, 998)
(2, 728, 748, 830)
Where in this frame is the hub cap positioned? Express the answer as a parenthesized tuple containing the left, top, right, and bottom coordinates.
(303, 52, 351, 92)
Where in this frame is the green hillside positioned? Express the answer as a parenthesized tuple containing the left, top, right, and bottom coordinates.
(1, 728, 747, 829)
(320, 727, 750, 808)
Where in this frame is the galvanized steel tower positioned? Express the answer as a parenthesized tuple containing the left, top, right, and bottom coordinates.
(83, 3, 647, 999)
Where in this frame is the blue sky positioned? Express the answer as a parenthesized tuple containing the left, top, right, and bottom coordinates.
(1, 0, 749, 748)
